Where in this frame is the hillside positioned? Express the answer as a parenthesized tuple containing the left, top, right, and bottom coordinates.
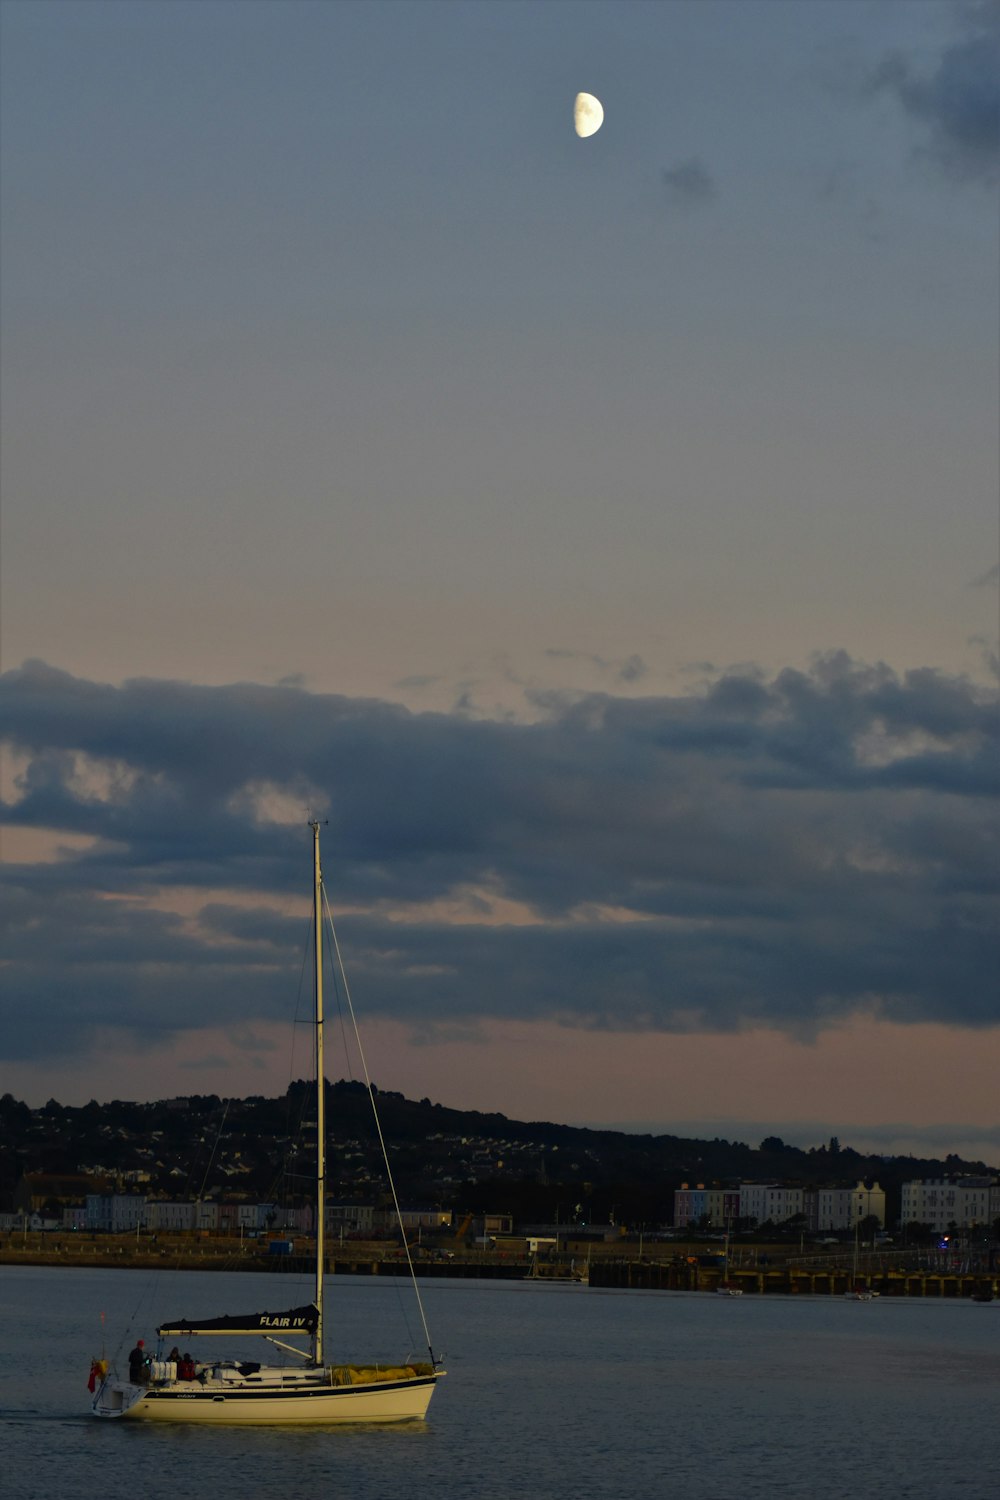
(1, 1086, 991, 1228)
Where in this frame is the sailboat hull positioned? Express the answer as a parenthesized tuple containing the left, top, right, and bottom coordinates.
(93, 1369, 439, 1424)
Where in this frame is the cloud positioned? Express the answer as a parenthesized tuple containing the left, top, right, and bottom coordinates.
(543, 649, 648, 684)
(971, 562, 999, 588)
(871, 2, 1000, 184)
(1, 653, 997, 1066)
(394, 673, 445, 691)
(660, 157, 717, 208)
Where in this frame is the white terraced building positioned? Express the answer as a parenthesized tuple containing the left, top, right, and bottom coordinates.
(805, 1181, 885, 1232)
(900, 1177, 999, 1232)
(738, 1183, 804, 1227)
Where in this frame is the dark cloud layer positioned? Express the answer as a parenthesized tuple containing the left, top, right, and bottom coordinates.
(1, 655, 997, 1064)
(873, 2, 1000, 184)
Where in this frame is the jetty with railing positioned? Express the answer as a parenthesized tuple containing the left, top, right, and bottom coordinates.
(1, 1232, 995, 1299)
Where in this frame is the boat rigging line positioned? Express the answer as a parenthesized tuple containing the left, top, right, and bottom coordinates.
(320, 882, 440, 1369)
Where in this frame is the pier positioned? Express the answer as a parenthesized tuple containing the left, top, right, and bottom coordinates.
(1, 1234, 995, 1298)
(588, 1260, 998, 1299)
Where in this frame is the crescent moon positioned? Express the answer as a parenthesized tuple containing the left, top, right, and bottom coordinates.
(574, 92, 604, 139)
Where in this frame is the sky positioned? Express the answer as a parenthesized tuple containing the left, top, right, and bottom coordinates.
(1, 0, 997, 1162)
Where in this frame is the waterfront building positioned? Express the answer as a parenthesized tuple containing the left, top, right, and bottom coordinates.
(738, 1183, 804, 1228)
(145, 1201, 197, 1232)
(477, 1212, 514, 1237)
(673, 1185, 741, 1230)
(84, 1193, 147, 1232)
(673, 1184, 709, 1228)
(900, 1177, 999, 1232)
(14, 1173, 104, 1214)
(194, 1199, 219, 1231)
(805, 1181, 885, 1233)
(374, 1207, 453, 1231)
(325, 1203, 375, 1235)
(239, 1201, 277, 1231)
(705, 1189, 741, 1227)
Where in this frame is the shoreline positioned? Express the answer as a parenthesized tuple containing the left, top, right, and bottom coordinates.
(2, 1239, 995, 1298)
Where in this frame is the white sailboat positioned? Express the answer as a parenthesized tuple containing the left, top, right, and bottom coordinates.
(715, 1220, 743, 1296)
(843, 1223, 874, 1302)
(92, 822, 443, 1424)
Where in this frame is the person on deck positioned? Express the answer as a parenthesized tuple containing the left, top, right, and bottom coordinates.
(128, 1340, 148, 1385)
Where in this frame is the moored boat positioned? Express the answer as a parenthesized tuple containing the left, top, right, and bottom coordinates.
(843, 1224, 874, 1302)
(714, 1221, 743, 1296)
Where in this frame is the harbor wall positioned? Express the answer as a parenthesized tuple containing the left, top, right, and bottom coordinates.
(588, 1259, 998, 1299)
(0, 1233, 995, 1297)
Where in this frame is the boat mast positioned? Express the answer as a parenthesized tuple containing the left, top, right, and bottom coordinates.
(311, 820, 326, 1367)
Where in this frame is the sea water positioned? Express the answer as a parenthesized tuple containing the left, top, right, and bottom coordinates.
(1, 1264, 997, 1500)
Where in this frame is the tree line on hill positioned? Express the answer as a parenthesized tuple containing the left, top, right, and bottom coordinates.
(1, 1085, 992, 1230)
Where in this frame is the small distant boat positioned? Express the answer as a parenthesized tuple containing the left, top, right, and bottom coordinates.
(844, 1226, 874, 1302)
(715, 1222, 743, 1297)
(91, 823, 444, 1425)
(571, 1257, 590, 1286)
(970, 1287, 994, 1304)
